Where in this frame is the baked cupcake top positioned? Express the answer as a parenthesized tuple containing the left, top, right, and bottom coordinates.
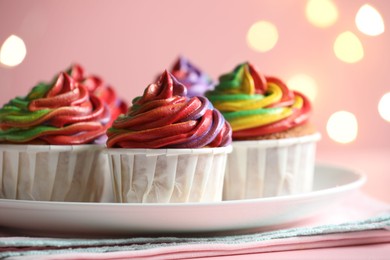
(107, 70, 232, 148)
(206, 62, 312, 140)
(0, 72, 110, 144)
(170, 56, 214, 97)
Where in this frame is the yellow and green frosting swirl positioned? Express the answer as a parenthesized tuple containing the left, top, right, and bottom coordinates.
(206, 62, 311, 139)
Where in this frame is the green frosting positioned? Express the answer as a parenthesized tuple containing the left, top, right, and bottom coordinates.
(0, 85, 52, 125)
(0, 84, 53, 143)
(0, 125, 56, 142)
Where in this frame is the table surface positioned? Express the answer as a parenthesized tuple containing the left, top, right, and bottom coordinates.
(211, 243, 390, 259)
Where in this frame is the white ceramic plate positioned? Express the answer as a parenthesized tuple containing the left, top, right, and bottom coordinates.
(0, 164, 365, 236)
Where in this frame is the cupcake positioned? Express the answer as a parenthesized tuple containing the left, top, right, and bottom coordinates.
(170, 56, 214, 97)
(206, 62, 321, 200)
(106, 70, 232, 203)
(0, 72, 113, 202)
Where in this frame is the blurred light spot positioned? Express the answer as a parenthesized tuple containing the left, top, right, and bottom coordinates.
(305, 0, 338, 28)
(287, 74, 318, 102)
(0, 35, 27, 67)
(355, 4, 384, 36)
(378, 92, 390, 122)
(327, 111, 358, 144)
(333, 31, 364, 63)
(247, 21, 278, 52)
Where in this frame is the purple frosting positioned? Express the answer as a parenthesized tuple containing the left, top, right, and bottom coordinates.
(170, 56, 214, 97)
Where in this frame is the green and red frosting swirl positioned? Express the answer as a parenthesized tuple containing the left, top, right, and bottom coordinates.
(0, 65, 126, 145)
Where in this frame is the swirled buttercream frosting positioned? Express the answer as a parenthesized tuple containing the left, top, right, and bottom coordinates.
(0, 73, 110, 144)
(170, 56, 214, 97)
(107, 70, 232, 148)
(66, 64, 127, 125)
(206, 62, 312, 140)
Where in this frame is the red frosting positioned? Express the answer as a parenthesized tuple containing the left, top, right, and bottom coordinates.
(67, 64, 127, 126)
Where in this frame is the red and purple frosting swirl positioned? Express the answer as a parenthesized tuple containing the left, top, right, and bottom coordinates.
(107, 71, 232, 148)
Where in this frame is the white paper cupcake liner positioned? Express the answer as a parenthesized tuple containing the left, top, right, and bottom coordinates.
(223, 133, 321, 200)
(107, 146, 232, 203)
(0, 145, 113, 202)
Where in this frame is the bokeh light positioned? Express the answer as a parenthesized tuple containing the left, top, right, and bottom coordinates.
(378, 92, 390, 122)
(305, 0, 338, 28)
(333, 31, 364, 63)
(0, 35, 27, 67)
(287, 74, 318, 102)
(247, 21, 278, 52)
(355, 4, 385, 36)
(326, 111, 358, 144)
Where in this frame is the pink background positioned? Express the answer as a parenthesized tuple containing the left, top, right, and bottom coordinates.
(1, 0, 389, 201)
